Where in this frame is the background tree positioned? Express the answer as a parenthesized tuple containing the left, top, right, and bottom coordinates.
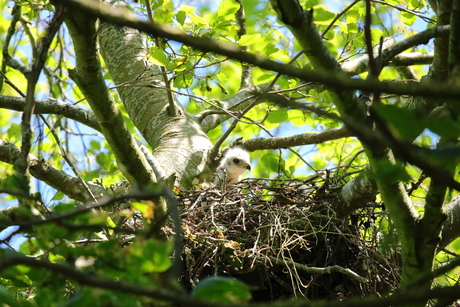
(1, 0, 460, 306)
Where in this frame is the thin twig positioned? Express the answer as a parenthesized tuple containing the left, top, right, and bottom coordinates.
(321, 0, 361, 37)
(15, 4, 67, 186)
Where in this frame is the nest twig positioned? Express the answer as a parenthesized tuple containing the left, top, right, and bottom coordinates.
(172, 174, 401, 301)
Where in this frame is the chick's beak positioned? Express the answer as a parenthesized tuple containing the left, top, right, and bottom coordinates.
(245, 164, 251, 171)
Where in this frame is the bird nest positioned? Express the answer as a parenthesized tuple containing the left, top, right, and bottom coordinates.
(172, 173, 401, 301)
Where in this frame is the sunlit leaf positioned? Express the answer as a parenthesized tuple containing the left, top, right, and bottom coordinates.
(267, 109, 288, 124)
(173, 72, 194, 88)
(313, 7, 335, 24)
(238, 34, 261, 46)
(189, 13, 207, 26)
(217, 0, 240, 18)
(51, 190, 65, 201)
(176, 10, 186, 25)
(90, 140, 101, 151)
(149, 47, 169, 67)
(401, 11, 417, 26)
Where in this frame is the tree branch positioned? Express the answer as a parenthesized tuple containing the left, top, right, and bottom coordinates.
(241, 126, 353, 151)
(0, 251, 459, 307)
(0, 140, 105, 203)
(53, 0, 457, 100)
(234, 0, 253, 89)
(440, 195, 460, 248)
(341, 52, 434, 76)
(64, 6, 157, 188)
(0, 252, 218, 307)
(15, 4, 67, 189)
(96, 1, 213, 188)
(0, 95, 101, 132)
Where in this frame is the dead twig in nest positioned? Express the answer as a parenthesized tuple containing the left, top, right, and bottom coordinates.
(173, 174, 401, 301)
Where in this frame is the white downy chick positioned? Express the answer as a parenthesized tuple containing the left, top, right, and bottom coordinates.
(214, 147, 251, 185)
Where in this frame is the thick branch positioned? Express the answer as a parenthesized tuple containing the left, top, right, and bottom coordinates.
(0, 95, 100, 132)
(0, 252, 215, 307)
(0, 251, 460, 307)
(64, 6, 157, 188)
(0, 140, 103, 203)
(53, 0, 457, 100)
(97, 1, 212, 188)
(342, 52, 434, 76)
(338, 165, 378, 217)
(440, 195, 460, 248)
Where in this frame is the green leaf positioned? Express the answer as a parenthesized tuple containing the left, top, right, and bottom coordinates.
(7, 123, 21, 140)
(173, 72, 194, 88)
(303, 0, 321, 7)
(345, 9, 360, 24)
(264, 44, 279, 55)
(0, 285, 21, 307)
(96, 152, 110, 169)
(176, 10, 186, 26)
(375, 105, 425, 141)
(2, 266, 31, 288)
(267, 109, 288, 124)
(217, 0, 240, 18)
(150, 47, 169, 67)
(256, 73, 274, 84)
(131, 201, 149, 216)
(192, 276, 251, 304)
(51, 190, 65, 201)
(401, 11, 417, 26)
(313, 7, 335, 23)
(238, 34, 261, 46)
(150, 0, 164, 10)
(261, 153, 285, 173)
(90, 140, 101, 151)
(288, 110, 306, 126)
(129, 239, 173, 273)
(189, 13, 207, 26)
(1, 174, 29, 192)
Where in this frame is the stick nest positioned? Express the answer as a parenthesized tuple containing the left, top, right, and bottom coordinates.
(172, 173, 401, 301)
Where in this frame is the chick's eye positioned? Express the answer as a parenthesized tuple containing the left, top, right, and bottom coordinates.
(233, 158, 240, 164)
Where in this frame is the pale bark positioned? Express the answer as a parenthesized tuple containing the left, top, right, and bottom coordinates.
(97, 1, 213, 188)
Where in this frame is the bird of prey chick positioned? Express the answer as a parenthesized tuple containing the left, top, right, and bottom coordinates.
(214, 147, 251, 185)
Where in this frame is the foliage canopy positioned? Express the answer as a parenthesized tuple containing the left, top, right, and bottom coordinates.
(1, 0, 460, 306)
